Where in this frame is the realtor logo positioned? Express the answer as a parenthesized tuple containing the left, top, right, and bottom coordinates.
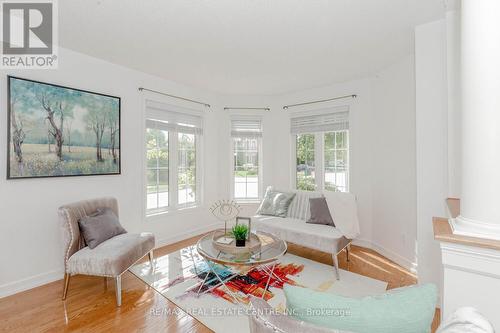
(1, 0, 58, 68)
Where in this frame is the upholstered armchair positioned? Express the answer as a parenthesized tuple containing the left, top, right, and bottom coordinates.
(59, 197, 155, 306)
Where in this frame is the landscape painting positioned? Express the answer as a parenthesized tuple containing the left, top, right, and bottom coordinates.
(7, 76, 121, 179)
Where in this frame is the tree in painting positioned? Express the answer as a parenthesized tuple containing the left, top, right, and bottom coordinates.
(8, 77, 121, 178)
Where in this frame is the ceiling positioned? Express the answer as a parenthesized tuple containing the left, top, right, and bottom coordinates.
(59, 0, 445, 95)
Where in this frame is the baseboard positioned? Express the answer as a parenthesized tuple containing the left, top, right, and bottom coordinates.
(0, 223, 221, 299)
(352, 238, 418, 274)
(0, 268, 64, 299)
(156, 222, 221, 248)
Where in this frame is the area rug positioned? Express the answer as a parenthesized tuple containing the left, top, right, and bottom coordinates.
(130, 245, 388, 333)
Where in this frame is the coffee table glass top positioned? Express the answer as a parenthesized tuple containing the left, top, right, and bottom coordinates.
(196, 230, 287, 266)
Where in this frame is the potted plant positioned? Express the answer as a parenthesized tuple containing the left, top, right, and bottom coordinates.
(232, 224, 249, 247)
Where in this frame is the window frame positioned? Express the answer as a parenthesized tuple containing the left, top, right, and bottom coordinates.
(291, 130, 350, 193)
(143, 100, 204, 218)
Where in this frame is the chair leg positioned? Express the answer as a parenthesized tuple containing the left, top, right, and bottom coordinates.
(62, 273, 71, 300)
(148, 250, 154, 267)
(332, 253, 340, 280)
(346, 244, 351, 262)
(115, 275, 122, 307)
(103, 276, 107, 290)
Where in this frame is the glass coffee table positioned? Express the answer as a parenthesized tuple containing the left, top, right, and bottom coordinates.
(195, 229, 287, 303)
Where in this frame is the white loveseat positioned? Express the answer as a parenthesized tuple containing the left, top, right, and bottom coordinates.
(252, 189, 359, 280)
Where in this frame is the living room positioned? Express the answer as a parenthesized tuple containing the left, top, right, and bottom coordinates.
(0, 1, 499, 332)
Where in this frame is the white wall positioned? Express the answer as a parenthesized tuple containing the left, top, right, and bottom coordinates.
(370, 55, 417, 270)
(446, 8, 461, 198)
(415, 19, 448, 302)
(0, 47, 223, 297)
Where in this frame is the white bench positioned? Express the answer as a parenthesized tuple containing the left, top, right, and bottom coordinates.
(253, 189, 359, 280)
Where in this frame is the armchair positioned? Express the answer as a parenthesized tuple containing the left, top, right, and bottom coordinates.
(59, 197, 155, 306)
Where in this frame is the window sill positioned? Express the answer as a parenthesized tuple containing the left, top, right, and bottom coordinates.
(145, 204, 204, 221)
(234, 199, 262, 205)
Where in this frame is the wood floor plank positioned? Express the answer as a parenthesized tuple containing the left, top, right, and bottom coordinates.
(0, 233, 439, 332)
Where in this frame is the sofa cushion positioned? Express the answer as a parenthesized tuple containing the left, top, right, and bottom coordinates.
(284, 284, 437, 333)
(287, 190, 324, 220)
(257, 187, 296, 217)
(78, 207, 127, 249)
(253, 216, 350, 254)
(307, 197, 335, 227)
(67, 232, 155, 276)
(248, 295, 346, 333)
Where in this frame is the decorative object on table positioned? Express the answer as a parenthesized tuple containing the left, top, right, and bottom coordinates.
(215, 235, 234, 245)
(211, 229, 262, 254)
(209, 199, 241, 241)
(235, 216, 252, 240)
(232, 223, 249, 247)
(7, 76, 121, 179)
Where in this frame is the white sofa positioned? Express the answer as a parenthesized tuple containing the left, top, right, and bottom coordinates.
(252, 189, 359, 280)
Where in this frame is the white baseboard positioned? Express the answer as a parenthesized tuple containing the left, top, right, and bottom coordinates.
(352, 238, 418, 274)
(0, 268, 64, 299)
(0, 223, 222, 299)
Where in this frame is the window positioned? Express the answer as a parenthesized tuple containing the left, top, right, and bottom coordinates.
(178, 132, 196, 205)
(146, 123, 169, 213)
(145, 101, 203, 215)
(291, 109, 349, 192)
(324, 130, 349, 192)
(231, 118, 262, 200)
(296, 133, 316, 191)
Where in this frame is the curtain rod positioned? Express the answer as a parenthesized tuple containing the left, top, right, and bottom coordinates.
(283, 94, 357, 110)
(138, 87, 211, 108)
(224, 107, 270, 111)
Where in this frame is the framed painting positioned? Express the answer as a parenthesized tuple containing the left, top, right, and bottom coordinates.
(7, 76, 121, 179)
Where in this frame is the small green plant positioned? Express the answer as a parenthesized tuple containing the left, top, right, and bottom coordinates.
(232, 224, 249, 241)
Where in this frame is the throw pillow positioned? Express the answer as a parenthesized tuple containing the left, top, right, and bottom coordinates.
(284, 284, 437, 333)
(257, 187, 296, 217)
(78, 207, 127, 249)
(307, 197, 335, 226)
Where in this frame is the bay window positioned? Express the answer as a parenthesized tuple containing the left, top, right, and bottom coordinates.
(145, 101, 203, 215)
(291, 108, 349, 192)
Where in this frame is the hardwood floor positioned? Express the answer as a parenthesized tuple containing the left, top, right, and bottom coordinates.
(0, 234, 440, 332)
